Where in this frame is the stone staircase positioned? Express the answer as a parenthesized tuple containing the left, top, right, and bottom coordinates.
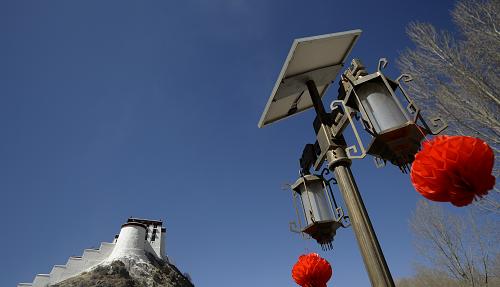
(17, 242, 116, 287)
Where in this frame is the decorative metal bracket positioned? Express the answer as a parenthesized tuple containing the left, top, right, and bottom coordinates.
(373, 156, 386, 168)
(320, 168, 350, 228)
(396, 73, 412, 83)
(339, 72, 378, 137)
(336, 208, 351, 228)
(321, 167, 337, 185)
(421, 116, 448, 135)
(377, 58, 388, 72)
(330, 100, 367, 159)
(396, 73, 421, 122)
(396, 73, 448, 135)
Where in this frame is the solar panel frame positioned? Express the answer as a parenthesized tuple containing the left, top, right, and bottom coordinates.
(258, 29, 362, 128)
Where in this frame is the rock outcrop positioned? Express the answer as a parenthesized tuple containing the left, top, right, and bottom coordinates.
(52, 253, 193, 287)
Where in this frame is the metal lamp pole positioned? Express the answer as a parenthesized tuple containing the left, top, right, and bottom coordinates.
(307, 80, 395, 287)
(256, 31, 443, 287)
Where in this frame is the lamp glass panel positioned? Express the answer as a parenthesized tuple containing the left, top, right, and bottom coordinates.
(299, 180, 335, 225)
(357, 82, 409, 133)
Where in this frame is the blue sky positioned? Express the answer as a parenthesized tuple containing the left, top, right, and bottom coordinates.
(1, 1, 457, 286)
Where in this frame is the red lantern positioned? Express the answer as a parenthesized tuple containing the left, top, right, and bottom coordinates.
(292, 253, 332, 287)
(410, 135, 495, 206)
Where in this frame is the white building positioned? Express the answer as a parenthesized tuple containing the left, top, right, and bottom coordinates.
(18, 218, 169, 287)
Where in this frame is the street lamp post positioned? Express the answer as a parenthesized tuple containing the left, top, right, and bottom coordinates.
(307, 79, 395, 286)
(258, 30, 446, 287)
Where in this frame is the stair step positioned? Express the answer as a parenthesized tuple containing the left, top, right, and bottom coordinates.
(32, 274, 49, 286)
(49, 265, 67, 283)
(62, 256, 86, 281)
(98, 242, 115, 255)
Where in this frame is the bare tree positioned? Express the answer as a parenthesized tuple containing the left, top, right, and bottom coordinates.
(397, 265, 467, 287)
(397, 201, 500, 287)
(398, 0, 500, 212)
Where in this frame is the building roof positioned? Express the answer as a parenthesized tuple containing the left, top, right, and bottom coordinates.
(127, 217, 163, 226)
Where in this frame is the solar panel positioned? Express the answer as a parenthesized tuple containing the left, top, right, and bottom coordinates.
(258, 30, 362, 128)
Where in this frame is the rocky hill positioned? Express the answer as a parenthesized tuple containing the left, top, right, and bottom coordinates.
(51, 253, 193, 287)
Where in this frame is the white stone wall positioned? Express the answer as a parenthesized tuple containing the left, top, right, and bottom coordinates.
(108, 223, 147, 262)
(144, 224, 163, 259)
(18, 219, 168, 287)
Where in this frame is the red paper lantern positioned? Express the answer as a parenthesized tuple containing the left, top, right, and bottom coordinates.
(292, 253, 332, 287)
(410, 135, 495, 206)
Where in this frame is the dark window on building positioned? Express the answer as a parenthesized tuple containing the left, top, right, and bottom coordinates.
(151, 229, 157, 241)
(145, 229, 149, 240)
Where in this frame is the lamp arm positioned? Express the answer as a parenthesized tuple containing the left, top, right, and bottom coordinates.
(339, 74, 377, 136)
(330, 100, 367, 160)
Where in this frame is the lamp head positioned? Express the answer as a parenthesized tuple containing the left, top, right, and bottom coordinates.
(291, 174, 343, 250)
(338, 59, 427, 170)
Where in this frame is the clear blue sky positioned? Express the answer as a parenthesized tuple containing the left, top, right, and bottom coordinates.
(1, 1, 457, 286)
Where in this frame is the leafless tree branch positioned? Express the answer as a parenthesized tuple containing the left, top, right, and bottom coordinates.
(398, 0, 500, 213)
(397, 201, 500, 286)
